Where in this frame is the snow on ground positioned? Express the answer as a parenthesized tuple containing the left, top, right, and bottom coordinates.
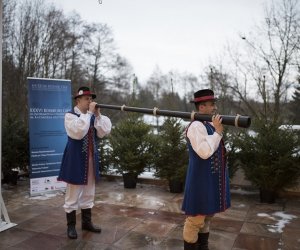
(230, 188, 259, 195)
(27, 192, 64, 200)
(139, 171, 157, 179)
(105, 169, 158, 179)
(257, 211, 297, 233)
(233, 203, 246, 208)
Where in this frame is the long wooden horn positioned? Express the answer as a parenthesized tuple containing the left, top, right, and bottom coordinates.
(96, 104, 251, 128)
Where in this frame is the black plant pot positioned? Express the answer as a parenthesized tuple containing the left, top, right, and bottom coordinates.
(169, 179, 183, 193)
(122, 173, 138, 189)
(259, 188, 277, 204)
(3, 170, 19, 185)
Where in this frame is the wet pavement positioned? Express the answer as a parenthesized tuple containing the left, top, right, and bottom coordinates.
(1, 176, 300, 250)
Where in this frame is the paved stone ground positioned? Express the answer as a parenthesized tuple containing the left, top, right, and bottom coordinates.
(1, 177, 300, 250)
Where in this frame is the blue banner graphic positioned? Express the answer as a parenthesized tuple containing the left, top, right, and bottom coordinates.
(28, 78, 71, 195)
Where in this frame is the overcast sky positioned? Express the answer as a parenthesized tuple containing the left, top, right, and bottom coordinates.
(48, 0, 270, 82)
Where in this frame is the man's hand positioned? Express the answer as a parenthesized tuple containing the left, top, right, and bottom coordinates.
(89, 102, 101, 117)
(212, 114, 223, 136)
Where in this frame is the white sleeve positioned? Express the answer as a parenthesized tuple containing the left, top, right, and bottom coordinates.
(187, 121, 222, 159)
(94, 115, 112, 138)
(64, 112, 91, 140)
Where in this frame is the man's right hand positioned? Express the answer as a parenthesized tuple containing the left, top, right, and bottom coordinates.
(212, 114, 224, 135)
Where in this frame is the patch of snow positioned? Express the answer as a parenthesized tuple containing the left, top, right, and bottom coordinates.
(140, 171, 157, 179)
(268, 212, 297, 233)
(257, 212, 297, 233)
(257, 213, 270, 217)
(230, 188, 259, 195)
(104, 168, 159, 179)
(28, 192, 63, 200)
(257, 213, 276, 220)
(234, 204, 246, 208)
(279, 125, 300, 130)
(247, 130, 258, 137)
(156, 201, 165, 206)
(143, 115, 165, 127)
(95, 201, 105, 204)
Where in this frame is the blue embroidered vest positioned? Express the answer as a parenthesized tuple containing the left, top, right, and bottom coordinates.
(181, 121, 231, 215)
(58, 111, 100, 185)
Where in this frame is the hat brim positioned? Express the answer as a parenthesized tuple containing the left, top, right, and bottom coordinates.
(74, 93, 96, 99)
(190, 97, 217, 103)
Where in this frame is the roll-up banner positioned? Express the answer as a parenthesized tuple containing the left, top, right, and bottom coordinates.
(27, 78, 71, 196)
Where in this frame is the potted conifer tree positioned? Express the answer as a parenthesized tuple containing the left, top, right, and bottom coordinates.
(109, 114, 156, 188)
(154, 118, 188, 193)
(232, 121, 300, 203)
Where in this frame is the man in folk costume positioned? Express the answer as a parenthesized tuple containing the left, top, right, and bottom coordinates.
(182, 89, 231, 250)
(58, 86, 112, 239)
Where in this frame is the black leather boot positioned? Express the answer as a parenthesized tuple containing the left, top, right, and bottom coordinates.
(81, 208, 101, 233)
(184, 240, 197, 250)
(197, 232, 209, 250)
(66, 211, 77, 239)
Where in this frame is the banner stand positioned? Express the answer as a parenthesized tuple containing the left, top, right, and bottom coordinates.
(0, 196, 17, 232)
(27, 78, 70, 196)
(0, 0, 17, 232)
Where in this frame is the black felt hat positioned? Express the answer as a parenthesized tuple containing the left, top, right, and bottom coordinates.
(190, 89, 216, 103)
(74, 86, 96, 99)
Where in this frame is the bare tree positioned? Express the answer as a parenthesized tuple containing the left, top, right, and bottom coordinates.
(227, 0, 300, 123)
(3, 0, 46, 121)
(38, 7, 67, 78)
(85, 23, 117, 90)
(146, 66, 169, 101)
(2, 0, 130, 122)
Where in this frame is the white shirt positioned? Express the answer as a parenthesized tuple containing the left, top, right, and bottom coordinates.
(187, 121, 222, 160)
(64, 106, 112, 140)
